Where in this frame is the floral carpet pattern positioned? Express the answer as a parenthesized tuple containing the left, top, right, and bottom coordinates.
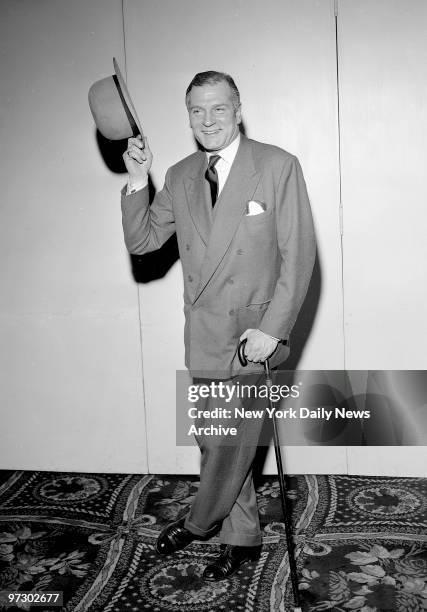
(0, 471, 426, 611)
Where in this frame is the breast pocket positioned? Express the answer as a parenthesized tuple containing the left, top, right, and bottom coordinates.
(243, 208, 275, 236)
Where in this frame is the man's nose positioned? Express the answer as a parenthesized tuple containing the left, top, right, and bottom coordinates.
(203, 111, 214, 126)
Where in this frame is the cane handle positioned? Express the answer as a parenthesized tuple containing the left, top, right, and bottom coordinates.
(238, 339, 270, 373)
(237, 339, 248, 367)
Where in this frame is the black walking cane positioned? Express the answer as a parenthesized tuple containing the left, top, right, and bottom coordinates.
(238, 340, 302, 612)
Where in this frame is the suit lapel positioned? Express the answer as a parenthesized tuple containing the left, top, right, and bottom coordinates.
(194, 136, 261, 303)
(184, 152, 211, 246)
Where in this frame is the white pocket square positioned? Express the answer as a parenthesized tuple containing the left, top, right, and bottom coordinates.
(246, 200, 266, 216)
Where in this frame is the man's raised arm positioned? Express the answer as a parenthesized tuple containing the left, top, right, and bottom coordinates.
(121, 135, 176, 254)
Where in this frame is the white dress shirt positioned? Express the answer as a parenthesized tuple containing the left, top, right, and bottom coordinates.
(207, 133, 240, 197)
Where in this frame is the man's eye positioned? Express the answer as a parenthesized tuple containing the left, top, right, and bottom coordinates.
(215, 107, 225, 113)
(192, 109, 201, 115)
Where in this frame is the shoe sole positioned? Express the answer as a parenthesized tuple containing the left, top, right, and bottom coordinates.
(202, 554, 260, 581)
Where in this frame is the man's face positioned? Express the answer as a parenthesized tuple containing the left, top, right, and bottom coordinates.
(187, 81, 242, 152)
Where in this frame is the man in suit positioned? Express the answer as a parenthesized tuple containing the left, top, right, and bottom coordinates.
(121, 71, 315, 580)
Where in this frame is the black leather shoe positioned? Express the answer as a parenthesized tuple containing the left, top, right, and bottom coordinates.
(203, 544, 261, 581)
(156, 517, 198, 555)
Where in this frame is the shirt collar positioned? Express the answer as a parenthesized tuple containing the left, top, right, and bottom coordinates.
(206, 133, 241, 165)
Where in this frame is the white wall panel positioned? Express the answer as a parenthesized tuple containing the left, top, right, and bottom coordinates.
(347, 447, 427, 478)
(124, 0, 344, 473)
(338, 0, 427, 475)
(339, 0, 427, 370)
(0, 0, 147, 472)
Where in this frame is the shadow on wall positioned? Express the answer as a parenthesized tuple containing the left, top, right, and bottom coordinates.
(253, 253, 321, 478)
(96, 130, 128, 174)
(96, 129, 180, 282)
(286, 250, 321, 370)
(128, 156, 180, 280)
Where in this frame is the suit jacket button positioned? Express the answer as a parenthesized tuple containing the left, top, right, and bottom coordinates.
(188, 275, 193, 282)
(229, 309, 235, 316)
(237, 249, 244, 255)
(186, 244, 190, 251)
(228, 277, 234, 284)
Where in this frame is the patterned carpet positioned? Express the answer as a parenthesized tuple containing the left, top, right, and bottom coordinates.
(0, 471, 426, 611)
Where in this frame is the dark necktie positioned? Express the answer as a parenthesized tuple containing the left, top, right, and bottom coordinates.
(205, 154, 221, 207)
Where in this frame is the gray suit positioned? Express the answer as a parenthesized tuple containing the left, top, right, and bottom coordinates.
(121, 134, 315, 544)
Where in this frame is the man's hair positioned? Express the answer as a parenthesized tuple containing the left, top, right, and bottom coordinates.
(185, 71, 241, 109)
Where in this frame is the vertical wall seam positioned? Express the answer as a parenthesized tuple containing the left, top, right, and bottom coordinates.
(121, 0, 150, 473)
(334, 0, 347, 372)
(136, 288, 150, 473)
(121, 0, 128, 79)
(335, 0, 349, 476)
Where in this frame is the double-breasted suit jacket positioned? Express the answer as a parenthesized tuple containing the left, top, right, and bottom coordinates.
(121, 134, 316, 378)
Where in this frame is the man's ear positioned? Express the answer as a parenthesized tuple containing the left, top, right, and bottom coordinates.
(235, 104, 242, 124)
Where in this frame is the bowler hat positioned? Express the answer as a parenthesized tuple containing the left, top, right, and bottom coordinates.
(88, 58, 143, 140)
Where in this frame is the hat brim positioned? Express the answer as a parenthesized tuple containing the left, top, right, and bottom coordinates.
(113, 58, 144, 138)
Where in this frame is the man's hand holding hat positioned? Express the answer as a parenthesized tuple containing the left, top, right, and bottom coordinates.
(123, 135, 153, 185)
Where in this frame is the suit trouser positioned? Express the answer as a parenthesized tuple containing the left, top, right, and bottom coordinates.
(184, 373, 265, 547)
